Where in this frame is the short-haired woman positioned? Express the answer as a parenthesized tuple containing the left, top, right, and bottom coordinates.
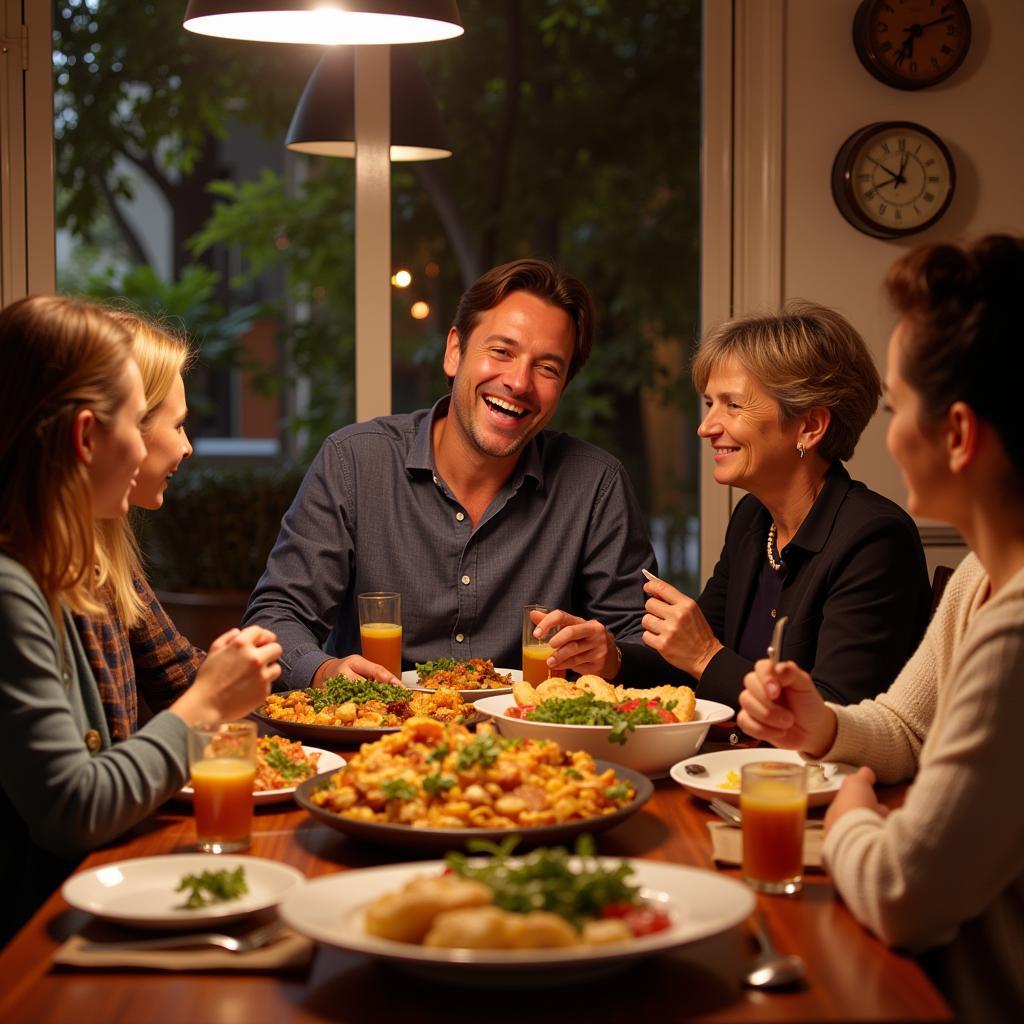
(642, 301, 931, 708)
(738, 236, 1024, 1020)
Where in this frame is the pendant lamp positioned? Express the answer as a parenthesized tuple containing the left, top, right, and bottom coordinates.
(183, 1, 463, 46)
(286, 47, 450, 161)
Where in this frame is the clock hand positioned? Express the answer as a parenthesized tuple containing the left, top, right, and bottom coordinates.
(916, 14, 954, 32)
(864, 154, 902, 180)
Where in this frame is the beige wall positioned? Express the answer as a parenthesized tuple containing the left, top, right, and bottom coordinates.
(705, 0, 1023, 576)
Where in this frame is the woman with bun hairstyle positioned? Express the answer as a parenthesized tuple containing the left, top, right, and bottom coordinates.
(738, 236, 1024, 1020)
(0, 296, 281, 943)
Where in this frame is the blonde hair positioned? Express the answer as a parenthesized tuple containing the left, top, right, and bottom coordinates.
(691, 301, 881, 463)
(95, 309, 194, 627)
(0, 294, 133, 627)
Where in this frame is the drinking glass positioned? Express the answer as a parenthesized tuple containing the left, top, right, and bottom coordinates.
(188, 721, 257, 854)
(521, 604, 566, 685)
(358, 592, 402, 677)
(741, 761, 808, 895)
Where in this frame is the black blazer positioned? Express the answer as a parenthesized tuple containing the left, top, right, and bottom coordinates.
(695, 464, 931, 710)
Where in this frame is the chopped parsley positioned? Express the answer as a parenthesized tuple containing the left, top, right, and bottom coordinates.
(423, 773, 457, 794)
(308, 676, 410, 712)
(427, 743, 450, 763)
(262, 738, 312, 782)
(415, 658, 465, 678)
(176, 867, 248, 910)
(380, 777, 418, 801)
(604, 782, 631, 802)
(455, 733, 504, 771)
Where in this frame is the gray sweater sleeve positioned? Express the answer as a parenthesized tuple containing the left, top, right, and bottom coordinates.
(0, 558, 188, 857)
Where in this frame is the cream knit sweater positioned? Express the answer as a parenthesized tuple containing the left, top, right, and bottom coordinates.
(822, 552, 1024, 1020)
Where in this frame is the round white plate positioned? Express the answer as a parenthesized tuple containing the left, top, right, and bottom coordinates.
(62, 854, 306, 930)
(401, 666, 520, 702)
(669, 747, 857, 808)
(279, 857, 754, 983)
(177, 746, 345, 805)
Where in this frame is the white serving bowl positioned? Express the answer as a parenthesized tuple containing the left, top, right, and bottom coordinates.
(473, 694, 733, 778)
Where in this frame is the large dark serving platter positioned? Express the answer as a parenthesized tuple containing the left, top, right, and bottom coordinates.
(251, 691, 484, 746)
(292, 760, 653, 851)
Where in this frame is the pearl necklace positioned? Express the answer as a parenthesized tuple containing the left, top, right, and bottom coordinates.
(766, 523, 784, 571)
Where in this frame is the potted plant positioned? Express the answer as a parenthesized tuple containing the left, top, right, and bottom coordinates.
(137, 462, 304, 650)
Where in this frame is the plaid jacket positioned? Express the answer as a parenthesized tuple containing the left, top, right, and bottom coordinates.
(73, 574, 203, 741)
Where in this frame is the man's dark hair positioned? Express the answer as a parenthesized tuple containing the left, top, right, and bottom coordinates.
(451, 258, 596, 383)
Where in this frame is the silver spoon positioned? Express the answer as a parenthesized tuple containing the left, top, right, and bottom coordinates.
(744, 911, 806, 989)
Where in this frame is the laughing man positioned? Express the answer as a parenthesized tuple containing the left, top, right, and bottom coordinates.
(243, 259, 658, 688)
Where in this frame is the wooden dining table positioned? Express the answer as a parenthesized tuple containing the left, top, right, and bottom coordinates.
(0, 737, 952, 1024)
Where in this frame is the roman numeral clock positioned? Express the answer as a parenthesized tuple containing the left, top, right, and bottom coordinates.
(832, 1, 969, 239)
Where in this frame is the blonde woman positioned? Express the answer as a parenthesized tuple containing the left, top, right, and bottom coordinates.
(0, 296, 281, 943)
(76, 310, 392, 744)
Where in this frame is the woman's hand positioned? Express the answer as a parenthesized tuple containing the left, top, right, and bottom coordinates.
(824, 766, 887, 834)
(171, 624, 283, 726)
(532, 608, 621, 678)
(737, 658, 838, 758)
(640, 578, 723, 677)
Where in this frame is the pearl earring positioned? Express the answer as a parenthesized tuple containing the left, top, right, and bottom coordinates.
(797, 443, 806, 459)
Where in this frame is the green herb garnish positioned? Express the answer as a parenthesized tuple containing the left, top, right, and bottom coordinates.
(428, 743, 450, 763)
(423, 773, 457, 794)
(176, 867, 248, 910)
(446, 836, 640, 928)
(262, 738, 313, 782)
(526, 693, 671, 745)
(380, 777, 418, 801)
(308, 675, 410, 712)
(414, 657, 466, 679)
(604, 782, 631, 802)
(455, 733, 504, 770)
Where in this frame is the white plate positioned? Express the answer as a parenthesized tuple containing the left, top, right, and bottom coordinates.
(401, 666, 520, 702)
(62, 854, 306, 930)
(177, 746, 345, 805)
(279, 858, 754, 984)
(474, 694, 734, 778)
(669, 747, 857, 808)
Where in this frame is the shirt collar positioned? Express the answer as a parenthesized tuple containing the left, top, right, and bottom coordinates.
(404, 394, 546, 488)
(785, 462, 854, 555)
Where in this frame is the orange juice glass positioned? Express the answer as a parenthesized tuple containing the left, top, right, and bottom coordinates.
(188, 722, 257, 853)
(522, 604, 565, 685)
(741, 762, 807, 895)
(357, 593, 402, 676)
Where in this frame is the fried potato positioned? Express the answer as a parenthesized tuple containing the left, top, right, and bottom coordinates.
(536, 679, 580, 700)
(575, 674, 618, 702)
(512, 680, 541, 707)
(365, 875, 492, 943)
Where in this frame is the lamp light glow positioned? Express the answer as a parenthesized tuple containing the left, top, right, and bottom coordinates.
(183, 2, 463, 45)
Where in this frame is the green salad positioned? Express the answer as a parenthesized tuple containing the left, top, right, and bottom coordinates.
(523, 692, 678, 745)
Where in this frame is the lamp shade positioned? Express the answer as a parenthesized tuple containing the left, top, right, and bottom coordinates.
(183, 1, 463, 45)
(286, 47, 451, 161)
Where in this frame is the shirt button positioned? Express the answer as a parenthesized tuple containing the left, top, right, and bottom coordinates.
(456, 633, 465, 643)
(84, 729, 102, 752)
(432, 475, 439, 485)
(455, 512, 465, 522)
(461, 575, 471, 585)
(770, 608, 777, 618)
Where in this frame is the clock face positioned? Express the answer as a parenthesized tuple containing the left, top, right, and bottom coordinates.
(854, 0, 971, 90)
(832, 122, 956, 238)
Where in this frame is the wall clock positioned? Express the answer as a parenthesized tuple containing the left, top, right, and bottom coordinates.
(853, 0, 972, 90)
(831, 121, 956, 239)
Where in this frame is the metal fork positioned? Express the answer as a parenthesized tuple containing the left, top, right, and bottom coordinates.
(80, 919, 284, 954)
